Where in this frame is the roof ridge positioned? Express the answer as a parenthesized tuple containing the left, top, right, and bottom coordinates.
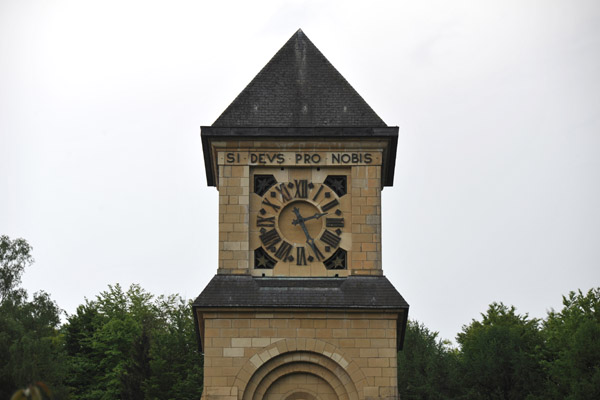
(212, 29, 386, 127)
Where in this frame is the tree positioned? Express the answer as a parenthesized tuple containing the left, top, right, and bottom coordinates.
(397, 320, 460, 400)
(0, 236, 67, 399)
(542, 288, 600, 400)
(64, 284, 155, 400)
(63, 302, 101, 400)
(456, 302, 545, 400)
(64, 284, 203, 399)
(144, 295, 203, 400)
(0, 235, 33, 302)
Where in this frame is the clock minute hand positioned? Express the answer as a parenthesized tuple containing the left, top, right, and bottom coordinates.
(292, 207, 312, 241)
(292, 207, 324, 261)
(306, 238, 322, 261)
(291, 207, 305, 226)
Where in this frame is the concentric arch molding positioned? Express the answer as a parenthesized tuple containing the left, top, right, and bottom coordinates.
(233, 338, 367, 400)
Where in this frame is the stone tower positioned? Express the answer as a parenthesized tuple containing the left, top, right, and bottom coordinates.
(193, 30, 409, 400)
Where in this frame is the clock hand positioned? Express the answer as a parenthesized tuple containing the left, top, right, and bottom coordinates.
(306, 237, 323, 261)
(292, 208, 312, 241)
(292, 211, 327, 225)
(292, 207, 324, 261)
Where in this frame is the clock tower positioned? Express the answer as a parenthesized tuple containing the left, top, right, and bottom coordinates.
(194, 30, 409, 400)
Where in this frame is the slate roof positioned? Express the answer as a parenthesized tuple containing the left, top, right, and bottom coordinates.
(212, 29, 386, 127)
(192, 275, 408, 310)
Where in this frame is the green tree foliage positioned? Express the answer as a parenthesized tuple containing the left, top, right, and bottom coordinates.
(542, 288, 600, 400)
(4, 235, 599, 400)
(397, 320, 460, 400)
(456, 302, 545, 400)
(144, 296, 203, 399)
(64, 284, 203, 400)
(0, 236, 68, 399)
(0, 235, 33, 302)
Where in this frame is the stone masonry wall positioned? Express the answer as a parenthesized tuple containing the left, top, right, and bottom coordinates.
(200, 310, 400, 400)
(350, 165, 382, 276)
(214, 140, 386, 277)
(218, 164, 250, 275)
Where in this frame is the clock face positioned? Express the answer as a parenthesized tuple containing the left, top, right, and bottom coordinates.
(251, 169, 349, 275)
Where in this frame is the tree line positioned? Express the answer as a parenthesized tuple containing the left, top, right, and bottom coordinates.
(1, 235, 598, 399)
(397, 291, 600, 400)
(1, 236, 202, 400)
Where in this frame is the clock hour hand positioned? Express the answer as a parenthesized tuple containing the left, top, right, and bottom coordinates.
(293, 211, 327, 224)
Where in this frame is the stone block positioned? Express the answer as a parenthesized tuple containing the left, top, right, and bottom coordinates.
(251, 337, 271, 348)
(223, 347, 244, 357)
(231, 338, 251, 348)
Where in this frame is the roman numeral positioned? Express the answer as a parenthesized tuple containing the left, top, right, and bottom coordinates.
(275, 241, 292, 260)
(294, 179, 308, 198)
(320, 230, 341, 248)
(312, 185, 324, 201)
(257, 216, 275, 227)
(275, 183, 292, 202)
(296, 247, 307, 265)
(262, 198, 280, 212)
(321, 199, 339, 212)
(259, 229, 281, 248)
(326, 218, 344, 227)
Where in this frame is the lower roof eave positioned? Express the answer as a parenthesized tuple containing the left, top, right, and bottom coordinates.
(192, 305, 409, 312)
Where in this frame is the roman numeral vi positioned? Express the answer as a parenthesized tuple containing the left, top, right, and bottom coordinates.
(296, 247, 307, 265)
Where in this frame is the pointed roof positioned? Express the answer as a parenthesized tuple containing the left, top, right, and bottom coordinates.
(213, 29, 386, 127)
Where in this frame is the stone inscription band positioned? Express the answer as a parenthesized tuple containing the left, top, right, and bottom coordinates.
(219, 151, 381, 166)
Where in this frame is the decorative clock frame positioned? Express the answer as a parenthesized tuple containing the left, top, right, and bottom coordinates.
(250, 167, 351, 276)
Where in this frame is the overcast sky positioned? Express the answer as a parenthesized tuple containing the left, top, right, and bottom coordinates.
(1, 0, 599, 342)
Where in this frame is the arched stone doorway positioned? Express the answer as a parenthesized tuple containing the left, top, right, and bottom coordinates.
(236, 339, 365, 400)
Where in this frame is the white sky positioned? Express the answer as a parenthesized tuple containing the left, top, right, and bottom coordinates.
(1, 0, 599, 342)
